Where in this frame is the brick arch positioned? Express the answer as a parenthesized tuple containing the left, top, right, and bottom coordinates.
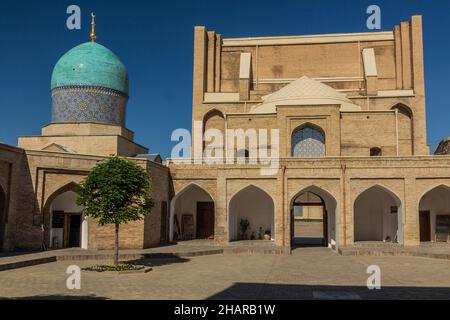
(391, 103, 414, 155)
(418, 184, 450, 205)
(169, 183, 215, 242)
(417, 184, 450, 242)
(42, 181, 80, 246)
(203, 109, 226, 155)
(354, 183, 401, 202)
(353, 184, 403, 244)
(289, 184, 336, 208)
(289, 185, 339, 249)
(203, 109, 225, 135)
(228, 184, 275, 205)
(390, 102, 413, 117)
(228, 184, 275, 241)
(43, 181, 80, 214)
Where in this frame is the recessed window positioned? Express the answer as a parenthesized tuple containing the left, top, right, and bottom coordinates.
(237, 149, 249, 158)
(291, 125, 325, 157)
(370, 147, 382, 157)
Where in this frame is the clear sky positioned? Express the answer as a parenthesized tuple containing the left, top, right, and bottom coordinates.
(0, 0, 449, 157)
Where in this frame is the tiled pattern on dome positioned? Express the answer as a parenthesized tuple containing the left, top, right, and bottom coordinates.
(292, 126, 325, 158)
(51, 42, 129, 94)
(51, 86, 127, 126)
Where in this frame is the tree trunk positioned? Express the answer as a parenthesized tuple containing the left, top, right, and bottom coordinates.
(114, 223, 119, 265)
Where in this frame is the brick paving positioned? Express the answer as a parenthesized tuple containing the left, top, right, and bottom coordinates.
(1, 247, 450, 300)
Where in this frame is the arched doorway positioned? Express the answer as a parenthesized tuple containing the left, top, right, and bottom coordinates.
(354, 185, 403, 243)
(47, 187, 87, 249)
(0, 185, 6, 251)
(290, 186, 337, 248)
(169, 184, 215, 242)
(228, 185, 275, 241)
(418, 185, 450, 242)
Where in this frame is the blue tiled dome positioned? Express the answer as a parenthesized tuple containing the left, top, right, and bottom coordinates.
(51, 42, 128, 95)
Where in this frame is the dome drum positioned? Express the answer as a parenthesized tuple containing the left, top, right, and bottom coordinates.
(51, 85, 127, 126)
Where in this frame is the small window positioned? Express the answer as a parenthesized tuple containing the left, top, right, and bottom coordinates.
(237, 149, 249, 158)
(52, 211, 65, 228)
(370, 147, 382, 157)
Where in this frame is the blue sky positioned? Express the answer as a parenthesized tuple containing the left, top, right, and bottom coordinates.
(0, 0, 449, 157)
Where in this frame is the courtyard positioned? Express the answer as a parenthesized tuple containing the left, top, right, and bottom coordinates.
(1, 247, 450, 300)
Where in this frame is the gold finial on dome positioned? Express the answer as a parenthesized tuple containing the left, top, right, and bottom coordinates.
(90, 12, 96, 42)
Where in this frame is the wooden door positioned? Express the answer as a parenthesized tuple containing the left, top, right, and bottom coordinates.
(196, 202, 215, 239)
(63, 214, 70, 248)
(68, 214, 82, 247)
(419, 211, 431, 242)
(323, 209, 328, 247)
(63, 213, 82, 248)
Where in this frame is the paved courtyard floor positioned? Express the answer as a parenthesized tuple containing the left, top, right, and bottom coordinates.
(1, 247, 450, 300)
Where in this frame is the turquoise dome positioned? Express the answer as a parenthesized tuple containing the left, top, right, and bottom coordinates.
(51, 42, 129, 94)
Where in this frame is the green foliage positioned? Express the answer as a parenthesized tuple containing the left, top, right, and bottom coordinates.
(76, 156, 154, 226)
(239, 218, 250, 235)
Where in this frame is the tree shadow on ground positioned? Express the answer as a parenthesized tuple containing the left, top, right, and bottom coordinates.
(0, 294, 107, 300)
(207, 283, 450, 300)
(122, 254, 190, 267)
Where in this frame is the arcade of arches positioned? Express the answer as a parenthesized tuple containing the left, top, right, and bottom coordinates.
(0, 185, 6, 250)
(2, 16, 450, 253)
(165, 181, 450, 250)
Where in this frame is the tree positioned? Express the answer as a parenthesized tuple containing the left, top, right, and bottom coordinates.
(76, 156, 153, 265)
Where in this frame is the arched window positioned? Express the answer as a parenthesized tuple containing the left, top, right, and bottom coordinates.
(291, 125, 325, 157)
(391, 103, 414, 155)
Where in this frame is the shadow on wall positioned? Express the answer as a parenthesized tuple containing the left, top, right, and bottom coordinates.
(207, 283, 450, 300)
(2, 153, 42, 251)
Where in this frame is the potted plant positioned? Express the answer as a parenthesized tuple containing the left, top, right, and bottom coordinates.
(239, 218, 250, 240)
(258, 227, 263, 240)
(264, 229, 271, 240)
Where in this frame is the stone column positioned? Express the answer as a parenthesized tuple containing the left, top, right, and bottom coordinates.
(403, 177, 420, 246)
(215, 175, 228, 244)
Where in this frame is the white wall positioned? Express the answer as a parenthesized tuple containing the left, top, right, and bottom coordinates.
(229, 187, 274, 241)
(51, 191, 83, 212)
(173, 186, 213, 239)
(49, 191, 85, 249)
(419, 186, 450, 240)
(354, 187, 399, 242)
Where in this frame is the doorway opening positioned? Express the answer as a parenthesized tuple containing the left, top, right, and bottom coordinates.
(49, 190, 87, 249)
(419, 185, 450, 242)
(170, 184, 215, 242)
(291, 191, 327, 247)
